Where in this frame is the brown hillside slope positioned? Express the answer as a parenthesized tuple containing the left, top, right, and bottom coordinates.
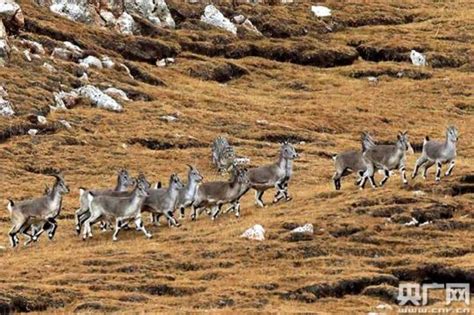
(0, 0, 473, 313)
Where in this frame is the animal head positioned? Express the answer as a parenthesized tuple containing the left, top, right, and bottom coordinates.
(136, 180, 150, 198)
(187, 164, 203, 183)
(118, 169, 135, 187)
(53, 174, 69, 194)
(280, 141, 298, 160)
(232, 166, 250, 185)
(136, 172, 151, 190)
(397, 131, 413, 153)
(169, 173, 185, 190)
(446, 126, 459, 143)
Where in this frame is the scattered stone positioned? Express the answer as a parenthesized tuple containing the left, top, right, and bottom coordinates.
(37, 115, 47, 124)
(156, 57, 175, 67)
(51, 47, 74, 61)
(233, 14, 246, 24)
(413, 190, 426, 197)
(22, 49, 31, 61)
(28, 129, 38, 136)
(79, 72, 88, 81)
(21, 39, 45, 55)
(367, 76, 378, 85)
(241, 224, 265, 241)
(59, 119, 72, 129)
(76, 85, 123, 112)
(0, 97, 14, 116)
(311, 5, 332, 17)
(101, 56, 114, 68)
(376, 303, 393, 310)
(50, 0, 98, 24)
(201, 5, 237, 35)
(291, 223, 314, 234)
(104, 87, 129, 101)
(79, 55, 103, 69)
(63, 41, 82, 55)
(241, 18, 261, 35)
(419, 221, 432, 227)
(410, 50, 426, 66)
(99, 9, 116, 26)
(256, 119, 268, 125)
(117, 12, 135, 34)
(404, 217, 419, 227)
(50, 90, 79, 111)
(160, 115, 177, 123)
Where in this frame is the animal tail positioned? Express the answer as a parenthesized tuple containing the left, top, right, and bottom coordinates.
(7, 199, 14, 214)
(79, 187, 88, 198)
(423, 136, 430, 145)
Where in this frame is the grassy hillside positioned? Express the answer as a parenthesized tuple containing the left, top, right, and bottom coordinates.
(0, 0, 472, 312)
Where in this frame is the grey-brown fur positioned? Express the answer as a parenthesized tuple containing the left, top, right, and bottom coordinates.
(412, 126, 459, 181)
(142, 174, 184, 227)
(332, 132, 376, 190)
(177, 165, 203, 219)
(7, 174, 69, 247)
(359, 131, 413, 188)
(248, 142, 298, 207)
(191, 167, 250, 220)
(82, 181, 151, 241)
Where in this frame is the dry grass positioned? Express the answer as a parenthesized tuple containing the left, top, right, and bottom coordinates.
(0, 0, 473, 313)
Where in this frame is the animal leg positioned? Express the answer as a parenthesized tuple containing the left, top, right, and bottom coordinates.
(333, 171, 342, 190)
(9, 222, 26, 247)
(112, 219, 122, 241)
(255, 190, 265, 208)
(379, 169, 390, 186)
(412, 156, 428, 179)
(422, 160, 435, 179)
(400, 165, 408, 185)
(134, 217, 152, 239)
(435, 161, 442, 182)
(179, 206, 185, 219)
(211, 205, 223, 221)
(77, 210, 91, 235)
(445, 160, 455, 176)
(82, 213, 101, 240)
(164, 211, 180, 227)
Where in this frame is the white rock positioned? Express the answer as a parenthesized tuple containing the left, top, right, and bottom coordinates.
(241, 224, 265, 241)
(410, 50, 426, 66)
(21, 39, 45, 54)
(101, 56, 114, 68)
(241, 18, 261, 35)
(59, 119, 72, 129)
(63, 41, 82, 55)
(201, 5, 237, 35)
(99, 9, 116, 26)
(0, 19, 6, 39)
(0, 0, 21, 19)
(79, 55, 103, 69)
(23, 49, 31, 61)
(0, 39, 10, 58)
(76, 85, 122, 112)
(153, 0, 175, 28)
(117, 11, 135, 34)
(79, 72, 88, 81)
(104, 87, 129, 101)
(0, 97, 13, 116)
(233, 14, 246, 24)
(156, 57, 175, 67)
(291, 223, 314, 234)
(256, 119, 268, 125)
(160, 115, 177, 122)
(367, 76, 378, 85)
(27, 129, 38, 136)
(37, 115, 47, 124)
(50, 0, 96, 23)
(124, 0, 175, 29)
(42, 62, 56, 72)
(51, 47, 73, 61)
(413, 190, 426, 197)
(311, 5, 331, 17)
(404, 217, 419, 227)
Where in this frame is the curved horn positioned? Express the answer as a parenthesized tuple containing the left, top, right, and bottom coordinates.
(186, 164, 193, 170)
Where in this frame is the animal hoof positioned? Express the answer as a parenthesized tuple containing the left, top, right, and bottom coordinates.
(112, 237, 118, 242)
(285, 197, 292, 202)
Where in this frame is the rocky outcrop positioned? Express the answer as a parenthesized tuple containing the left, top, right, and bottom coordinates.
(76, 85, 123, 112)
(39, 0, 175, 35)
(201, 5, 236, 35)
